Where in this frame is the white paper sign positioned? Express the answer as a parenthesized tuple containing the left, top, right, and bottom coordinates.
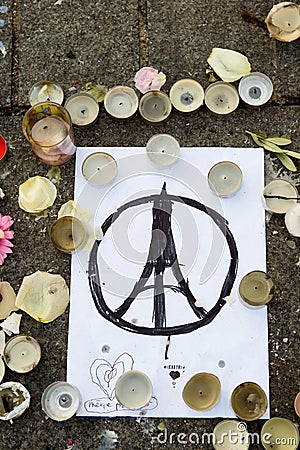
(67, 147, 269, 418)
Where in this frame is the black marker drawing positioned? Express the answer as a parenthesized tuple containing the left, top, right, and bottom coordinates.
(84, 352, 158, 414)
(88, 183, 238, 336)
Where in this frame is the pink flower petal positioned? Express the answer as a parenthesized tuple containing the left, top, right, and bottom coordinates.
(134, 66, 166, 94)
(0, 215, 14, 230)
(0, 239, 13, 248)
(3, 230, 14, 239)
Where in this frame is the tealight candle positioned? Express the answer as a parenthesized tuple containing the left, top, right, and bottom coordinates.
(213, 420, 250, 450)
(65, 92, 99, 126)
(3, 334, 41, 373)
(146, 134, 180, 167)
(139, 91, 172, 123)
(169, 79, 204, 113)
(104, 86, 138, 119)
(41, 381, 80, 421)
(208, 161, 243, 197)
(0, 359, 5, 383)
(261, 417, 299, 450)
(0, 381, 31, 421)
(263, 179, 298, 214)
(182, 372, 221, 411)
(294, 392, 300, 417)
(115, 370, 153, 410)
(50, 216, 86, 253)
(82, 152, 118, 185)
(205, 82, 239, 115)
(265, 2, 300, 42)
(239, 72, 273, 106)
(0, 135, 7, 161)
(239, 270, 275, 308)
(285, 203, 300, 237)
(231, 381, 268, 421)
(29, 80, 64, 106)
(22, 102, 76, 165)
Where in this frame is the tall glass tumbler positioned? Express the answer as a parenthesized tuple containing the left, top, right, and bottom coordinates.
(22, 102, 76, 165)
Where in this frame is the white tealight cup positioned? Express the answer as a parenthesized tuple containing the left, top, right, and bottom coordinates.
(0, 358, 5, 383)
(208, 161, 243, 197)
(29, 80, 64, 106)
(65, 92, 99, 126)
(239, 72, 273, 106)
(3, 335, 41, 373)
(146, 134, 180, 167)
(213, 420, 250, 450)
(82, 152, 118, 186)
(263, 179, 298, 214)
(169, 79, 204, 113)
(115, 370, 153, 410)
(139, 91, 172, 123)
(104, 86, 139, 119)
(285, 203, 300, 237)
(205, 82, 239, 114)
(41, 381, 80, 421)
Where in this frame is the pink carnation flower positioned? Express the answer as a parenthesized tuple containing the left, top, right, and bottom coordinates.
(134, 66, 166, 94)
(0, 213, 14, 265)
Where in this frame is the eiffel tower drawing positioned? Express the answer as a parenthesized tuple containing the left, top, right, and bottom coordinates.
(89, 183, 238, 336)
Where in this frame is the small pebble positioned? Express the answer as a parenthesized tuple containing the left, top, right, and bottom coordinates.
(282, 338, 288, 343)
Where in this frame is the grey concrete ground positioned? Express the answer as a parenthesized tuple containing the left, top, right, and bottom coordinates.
(0, 0, 299, 449)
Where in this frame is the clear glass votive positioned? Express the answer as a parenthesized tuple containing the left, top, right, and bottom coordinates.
(22, 102, 76, 166)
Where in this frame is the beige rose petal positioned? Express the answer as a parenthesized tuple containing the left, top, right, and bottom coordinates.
(0, 282, 18, 320)
(18, 176, 57, 213)
(207, 48, 251, 82)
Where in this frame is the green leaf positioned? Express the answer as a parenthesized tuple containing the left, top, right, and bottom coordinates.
(284, 150, 300, 160)
(245, 131, 265, 147)
(265, 136, 292, 146)
(281, 134, 291, 140)
(251, 130, 268, 139)
(276, 153, 297, 172)
(261, 140, 286, 154)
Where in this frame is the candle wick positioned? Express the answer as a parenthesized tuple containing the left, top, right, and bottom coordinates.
(81, 109, 86, 115)
(43, 125, 48, 130)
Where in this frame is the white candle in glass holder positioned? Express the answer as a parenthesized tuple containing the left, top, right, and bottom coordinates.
(65, 92, 99, 126)
(104, 86, 138, 119)
(146, 134, 180, 167)
(29, 80, 64, 106)
(239, 72, 273, 106)
(139, 91, 172, 123)
(82, 152, 118, 185)
(205, 82, 239, 114)
(30, 116, 68, 147)
(169, 79, 204, 113)
(263, 179, 298, 214)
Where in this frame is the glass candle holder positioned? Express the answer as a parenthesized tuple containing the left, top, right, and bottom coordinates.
(231, 381, 268, 421)
(139, 91, 172, 123)
(182, 372, 221, 411)
(169, 79, 204, 113)
(50, 216, 86, 253)
(263, 179, 298, 214)
(239, 72, 273, 106)
(29, 80, 64, 106)
(104, 86, 139, 119)
(208, 161, 243, 197)
(205, 82, 239, 115)
(65, 92, 99, 126)
(22, 102, 76, 166)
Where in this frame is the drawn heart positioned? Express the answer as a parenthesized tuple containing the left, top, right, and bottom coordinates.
(90, 352, 134, 400)
(169, 370, 180, 380)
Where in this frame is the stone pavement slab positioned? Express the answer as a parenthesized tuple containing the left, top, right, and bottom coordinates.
(0, 103, 299, 449)
(0, 0, 12, 107)
(18, 0, 140, 105)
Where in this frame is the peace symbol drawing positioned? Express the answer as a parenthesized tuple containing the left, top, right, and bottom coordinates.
(88, 182, 238, 336)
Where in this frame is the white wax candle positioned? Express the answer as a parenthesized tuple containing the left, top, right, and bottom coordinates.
(104, 86, 138, 119)
(208, 161, 243, 197)
(30, 116, 68, 147)
(263, 179, 298, 214)
(239, 72, 273, 106)
(3, 335, 41, 373)
(205, 82, 239, 114)
(146, 134, 180, 166)
(115, 370, 153, 410)
(82, 152, 118, 185)
(169, 79, 204, 112)
(65, 93, 99, 126)
(285, 203, 300, 236)
(139, 91, 172, 123)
